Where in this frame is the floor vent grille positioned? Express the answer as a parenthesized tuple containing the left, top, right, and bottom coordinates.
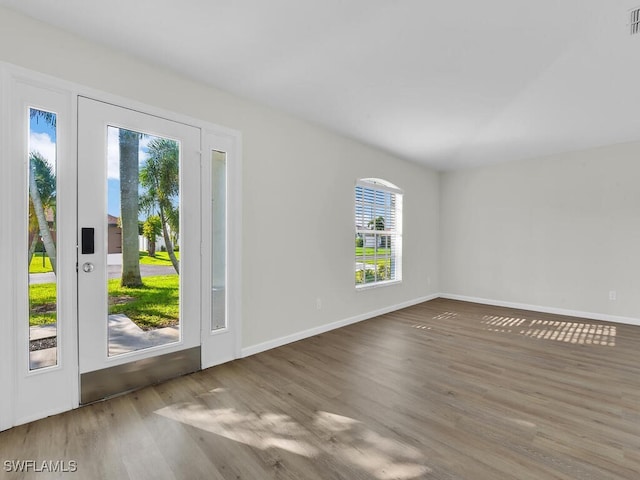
(630, 8, 640, 35)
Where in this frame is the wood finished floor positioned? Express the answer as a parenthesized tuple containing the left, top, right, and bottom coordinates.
(1, 298, 640, 479)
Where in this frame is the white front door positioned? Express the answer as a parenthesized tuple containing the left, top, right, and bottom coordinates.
(4, 67, 240, 429)
(77, 97, 202, 402)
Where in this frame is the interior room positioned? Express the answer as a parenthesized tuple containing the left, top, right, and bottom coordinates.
(0, 1, 639, 478)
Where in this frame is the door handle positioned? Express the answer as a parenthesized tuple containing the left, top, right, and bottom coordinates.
(82, 262, 95, 273)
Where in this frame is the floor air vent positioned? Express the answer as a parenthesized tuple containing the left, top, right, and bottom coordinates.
(631, 8, 640, 35)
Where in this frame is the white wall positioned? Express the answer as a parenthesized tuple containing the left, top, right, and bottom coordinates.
(440, 142, 640, 321)
(0, 7, 440, 351)
(240, 127, 439, 349)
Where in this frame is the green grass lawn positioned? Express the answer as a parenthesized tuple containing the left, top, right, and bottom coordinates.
(138, 251, 180, 266)
(108, 275, 179, 330)
(29, 274, 179, 329)
(355, 247, 391, 257)
(355, 246, 393, 284)
(28, 282, 57, 325)
(29, 253, 53, 274)
(355, 247, 392, 269)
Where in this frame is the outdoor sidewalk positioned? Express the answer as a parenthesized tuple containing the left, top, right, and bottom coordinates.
(29, 316, 179, 370)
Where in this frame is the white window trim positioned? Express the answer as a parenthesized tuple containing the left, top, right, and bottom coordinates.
(355, 178, 403, 289)
(356, 178, 403, 195)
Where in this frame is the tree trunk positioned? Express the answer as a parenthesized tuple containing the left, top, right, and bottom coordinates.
(148, 240, 156, 257)
(27, 233, 39, 267)
(119, 130, 143, 287)
(29, 163, 56, 273)
(160, 206, 180, 274)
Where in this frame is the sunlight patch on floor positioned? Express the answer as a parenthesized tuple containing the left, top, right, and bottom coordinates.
(412, 324, 431, 330)
(481, 315, 528, 333)
(432, 311, 458, 321)
(314, 411, 430, 479)
(156, 403, 319, 457)
(520, 319, 616, 346)
(505, 416, 537, 429)
(481, 315, 616, 346)
(155, 404, 431, 479)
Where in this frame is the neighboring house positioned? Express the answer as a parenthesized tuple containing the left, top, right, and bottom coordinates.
(139, 233, 166, 252)
(30, 211, 122, 254)
(107, 214, 122, 254)
(108, 215, 169, 254)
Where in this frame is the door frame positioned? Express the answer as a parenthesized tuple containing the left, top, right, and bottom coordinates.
(0, 62, 242, 430)
(0, 65, 13, 432)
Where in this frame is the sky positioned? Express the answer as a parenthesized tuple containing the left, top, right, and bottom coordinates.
(29, 110, 175, 220)
(106, 126, 154, 217)
(29, 111, 56, 174)
(29, 111, 155, 218)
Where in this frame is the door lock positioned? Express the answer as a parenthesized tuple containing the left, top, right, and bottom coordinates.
(81, 227, 95, 254)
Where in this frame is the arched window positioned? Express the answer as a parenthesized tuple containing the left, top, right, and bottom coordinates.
(355, 178, 403, 287)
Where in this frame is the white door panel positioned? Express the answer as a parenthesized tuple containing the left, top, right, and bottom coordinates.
(77, 97, 201, 376)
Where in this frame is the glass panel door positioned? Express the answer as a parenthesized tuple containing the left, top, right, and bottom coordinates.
(77, 97, 201, 402)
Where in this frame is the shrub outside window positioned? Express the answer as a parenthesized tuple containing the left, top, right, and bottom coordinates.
(355, 178, 402, 287)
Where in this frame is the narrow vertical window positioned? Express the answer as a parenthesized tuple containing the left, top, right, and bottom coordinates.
(28, 108, 58, 370)
(211, 150, 227, 331)
(355, 178, 402, 287)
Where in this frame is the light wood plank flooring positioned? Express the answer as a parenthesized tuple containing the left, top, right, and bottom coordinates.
(2, 298, 640, 479)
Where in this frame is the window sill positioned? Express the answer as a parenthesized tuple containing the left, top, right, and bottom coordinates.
(356, 279, 402, 291)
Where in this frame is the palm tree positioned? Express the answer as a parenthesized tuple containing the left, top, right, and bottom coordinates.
(30, 110, 56, 126)
(367, 216, 385, 231)
(28, 110, 57, 270)
(29, 152, 57, 273)
(140, 138, 180, 274)
(142, 215, 162, 257)
(368, 216, 388, 248)
(28, 201, 40, 265)
(119, 129, 143, 287)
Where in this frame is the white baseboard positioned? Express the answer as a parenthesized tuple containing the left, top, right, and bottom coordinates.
(240, 292, 640, 359)
(241, 293, 439, 358)
(440, 293, 640, 327)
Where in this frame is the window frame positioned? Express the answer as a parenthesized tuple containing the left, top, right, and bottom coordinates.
(354, 178, 403, 289)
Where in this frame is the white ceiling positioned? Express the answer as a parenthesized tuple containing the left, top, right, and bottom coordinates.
(2, 0, 640, 170)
